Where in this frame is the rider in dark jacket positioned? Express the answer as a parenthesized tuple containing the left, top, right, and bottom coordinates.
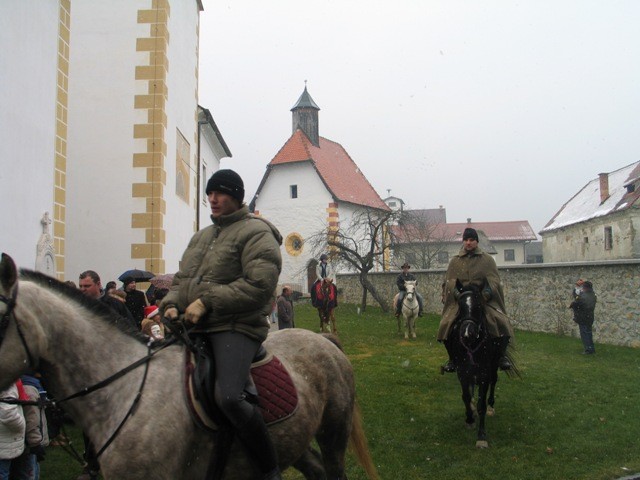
(394, 263, 423, 317)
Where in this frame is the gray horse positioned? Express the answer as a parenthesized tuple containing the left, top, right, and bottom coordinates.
(0, 254, 378, 479)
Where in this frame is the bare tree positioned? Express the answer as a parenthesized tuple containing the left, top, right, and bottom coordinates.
(307, 207, 396, 312)
(393, 210, 457, 269)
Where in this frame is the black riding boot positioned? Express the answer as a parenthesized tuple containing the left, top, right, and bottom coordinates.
(442, 339, 456, 373)
(497, 336, 512, 370)
(235, 408, 282, 480)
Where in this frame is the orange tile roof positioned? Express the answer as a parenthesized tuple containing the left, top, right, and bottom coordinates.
(268, 129, 389, 210)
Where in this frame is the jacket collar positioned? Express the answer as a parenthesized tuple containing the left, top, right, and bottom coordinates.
(210, 205, 249, 227)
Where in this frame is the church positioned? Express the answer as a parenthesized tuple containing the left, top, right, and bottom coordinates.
(251, 87, 389, 294)
(0, 1, 230, 283)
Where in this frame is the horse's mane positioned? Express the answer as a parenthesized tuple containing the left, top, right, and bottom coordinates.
(19, 269, 149, 344)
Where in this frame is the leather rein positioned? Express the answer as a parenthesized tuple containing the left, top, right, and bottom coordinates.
(0, 284, 177, 459)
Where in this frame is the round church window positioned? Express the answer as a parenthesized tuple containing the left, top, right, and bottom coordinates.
(285, 233, 304, 256)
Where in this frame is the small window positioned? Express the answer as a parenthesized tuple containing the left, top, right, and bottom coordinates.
(504, 249, 515, 262)
(437, 251, 449, 264)
(388, 201, 397, 207)
(604, 226, 613, 250)
(290, 185, 298, 199)
(584, 237, 589, 244)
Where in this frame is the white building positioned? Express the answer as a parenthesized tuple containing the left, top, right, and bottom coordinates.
(251, 87, 389, 294)
(0, 1, 232, 284)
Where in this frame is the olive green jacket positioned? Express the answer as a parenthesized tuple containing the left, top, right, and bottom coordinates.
(162, 206, 282, 341)
(437, 246, 514, 341)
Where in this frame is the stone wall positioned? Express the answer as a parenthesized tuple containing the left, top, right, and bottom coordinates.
(337, 260, 640, 348)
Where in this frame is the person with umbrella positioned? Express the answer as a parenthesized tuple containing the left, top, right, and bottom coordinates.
(162, 169, 283, 480)
(121, 276, 148, 328)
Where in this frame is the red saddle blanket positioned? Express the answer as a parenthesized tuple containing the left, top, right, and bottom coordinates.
(185, 351, 298, 431)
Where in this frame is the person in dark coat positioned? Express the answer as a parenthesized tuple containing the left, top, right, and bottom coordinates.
(276, 286, 294, 330)
(121, 277, 148, 328)
(570, 280, 597, 354)
(438, 227, 514, 372)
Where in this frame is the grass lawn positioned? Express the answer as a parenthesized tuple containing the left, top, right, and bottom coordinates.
(41, 302, 640, 479)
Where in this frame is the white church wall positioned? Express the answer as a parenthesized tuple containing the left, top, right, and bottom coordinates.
(0, 1, 59, 270)
(65, 1, 147, 284)
(162, 3, 201, 274)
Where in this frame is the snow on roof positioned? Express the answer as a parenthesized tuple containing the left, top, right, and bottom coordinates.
(541, 161, 640, 233)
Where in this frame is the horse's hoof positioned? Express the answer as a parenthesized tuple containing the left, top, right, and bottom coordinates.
(487, 406, 495, 417)
(476, 440, 489, 449)
(411, 333, 416, 339)
(404, 334, 409, 340)
(465, 422, 475, 430)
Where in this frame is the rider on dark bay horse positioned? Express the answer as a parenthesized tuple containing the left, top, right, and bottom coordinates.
(394, 262, 424, 318)
(311, 254, 337, 308)
(437, 227, 514, 373)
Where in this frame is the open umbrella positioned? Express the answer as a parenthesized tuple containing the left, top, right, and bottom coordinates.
(149, 273, 175, 290)
(118, 268, 155, 283)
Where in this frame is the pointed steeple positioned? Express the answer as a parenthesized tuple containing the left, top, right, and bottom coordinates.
(291, 82, 320, 147)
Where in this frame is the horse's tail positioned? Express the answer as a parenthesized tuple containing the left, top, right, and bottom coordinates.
(349, 400, 379, 480)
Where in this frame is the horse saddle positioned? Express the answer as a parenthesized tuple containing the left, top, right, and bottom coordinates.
(184, 334, 298, 433)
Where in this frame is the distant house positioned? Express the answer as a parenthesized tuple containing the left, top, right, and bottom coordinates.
(392, 216, 537, 268)
(251, 86, 389, 293)
(540, 161, 640, 262)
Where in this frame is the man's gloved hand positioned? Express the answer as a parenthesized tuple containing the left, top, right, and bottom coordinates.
(163, 306, 179, 322)
(31, 444, 46, 461)
(482, 287, 492, 302)
(184, 298, 206, 324)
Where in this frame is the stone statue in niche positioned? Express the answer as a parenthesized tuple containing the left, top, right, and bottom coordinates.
(35, 212, 56, 276)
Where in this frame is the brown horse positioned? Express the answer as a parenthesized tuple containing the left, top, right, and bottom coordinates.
(0, 254, 376, 479)
(315, 278, 337, 334)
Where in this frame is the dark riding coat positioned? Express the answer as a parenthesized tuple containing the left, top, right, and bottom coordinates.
(437, 246, 514, 341)
(161, 206, 282, 342)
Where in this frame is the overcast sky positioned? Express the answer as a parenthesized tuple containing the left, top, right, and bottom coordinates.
(198, 1, 640, 236)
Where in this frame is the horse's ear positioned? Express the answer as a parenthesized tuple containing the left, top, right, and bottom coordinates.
(0, 253, 18, 291)
(455, 279, 463, 292)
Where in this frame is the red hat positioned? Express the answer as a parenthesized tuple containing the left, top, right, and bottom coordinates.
(144, 305, 159, 319)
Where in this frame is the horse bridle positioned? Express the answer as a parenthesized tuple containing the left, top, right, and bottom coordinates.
(0, 280, 177, 460)
(457, 291, 486, 365)
(0, 282, 36, 367)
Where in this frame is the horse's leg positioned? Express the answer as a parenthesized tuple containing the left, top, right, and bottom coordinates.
(318, 309, 326, 333)
(330, 309, 337, 335)
(487, 367, 498, 417)
(410, 314, 417, 339)
(458, 373, 475, 428)
(315, 411, 350, 480)
(475, 377, 490, 448)
(293, 448, 326, 480)
(403, 313, 409, 340)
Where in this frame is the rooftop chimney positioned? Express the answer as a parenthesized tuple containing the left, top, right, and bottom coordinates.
(598, 173, 610, 203)
(467, 218, 472, 224)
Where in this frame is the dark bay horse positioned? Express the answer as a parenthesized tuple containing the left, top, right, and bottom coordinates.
(448, 280, 515, 448)
(0, 254, 377, 479)
(314, 279, 337, 334)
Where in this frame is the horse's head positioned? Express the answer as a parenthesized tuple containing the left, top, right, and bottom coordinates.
(0, 253, 39, 391)
(454, 279, 486, 340)
(404, 280, 416, 299)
